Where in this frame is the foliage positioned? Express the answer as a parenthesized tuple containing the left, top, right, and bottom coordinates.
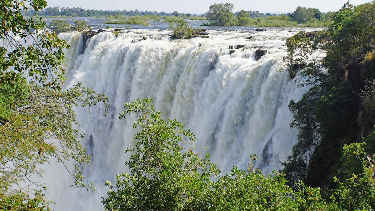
(103, 99, 342, 210)
(105, 16, 150, 26)
(204, 6, 331, 28)
(285, 31, 325, 79)
(158, 16, 205, 23)
(1, 0, 108, 209)
(289, 6, 321, 24)
(0, 190, 50, 210)
(50, 19, 92, 34)
(1, 1, 67, 88)
(22, 5, 334, 28)
(0, 78, 107, 191)
(172, 11, 179, 17)
(163, 16, 183, 23)
(169, 20, 209, 40)
(283, 1, 375, 189)
(73, 20, 91, 32)
(339, 130, 375, 180)
(206, 3, 236, 26)
(105, 14, 128, 20)
(302, 19, 331, 28)
(236, 10, 253, 26)
(207, 167, 335, 210)
(324, 2, 375, 86)
(23, 6, 206, 19)
(334, 143, 375, 210)
(102, 98, 216, 210)
(170, 20, 195, 39)
(49, 19, 71, 34)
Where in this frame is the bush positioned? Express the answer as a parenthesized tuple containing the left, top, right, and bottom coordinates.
(170, 20, 194, 39)
(102, 99, 337, 210)
(49, 19, 71, 34)
(105, 16, 150, 26)
(73, 20, 91, 31)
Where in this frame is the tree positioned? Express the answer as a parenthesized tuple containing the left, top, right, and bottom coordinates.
(334, 142, 375, 210)
(312, 8, 322, 20)
(172, 11, 179, 17)
(73, 20, 92, 32)
(102, 99, 336, 210)
(170, 20, 194, 39)
(1, 0, 107, 209)
(236, 10, 253, 26)
(102, 98, 216, 210)
(206, 3, 236, 26)
(289, 6, 316, 23)
(283, 1, 375, 189)
(49, 19, 71, 34)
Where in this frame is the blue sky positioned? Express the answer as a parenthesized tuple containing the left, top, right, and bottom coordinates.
(45, 0, 372, 14)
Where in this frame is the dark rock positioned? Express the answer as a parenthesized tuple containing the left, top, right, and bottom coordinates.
(289, 63, 306, 79)
(292, 63, 305, 70)
(81, 31, 99, 54)
(256, 28, 266, 32)
(235, 45, 245, 49)
(193, 28, 209, 37)
(305, 31, 318, 38)
(255, 49, 267, 61)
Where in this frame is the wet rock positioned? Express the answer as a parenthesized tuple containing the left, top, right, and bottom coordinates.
(236, 45, 245, 49)
(255, 49, 267, 61)
(81, 30, 99, 54)
(305, 31, 318, 38)
(292, 63, 305, 70)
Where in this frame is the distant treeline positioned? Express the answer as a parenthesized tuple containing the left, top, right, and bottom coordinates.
(22, 6, 282, 18)
(23, 4, 334, 29)
(22, 7, 202, 17)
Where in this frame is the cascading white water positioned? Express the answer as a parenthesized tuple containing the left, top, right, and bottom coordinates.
(42, 28, 312, 210)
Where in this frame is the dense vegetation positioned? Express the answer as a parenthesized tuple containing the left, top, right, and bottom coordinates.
(103, 99, 375, 210)
(104, 15, 205, 26)
(169, 20, 209, 39)
(102, 99, 333, 210)
(283, 1, 375, 194)
(205, 3, 332, 27)
(48, 19, 92, 34)
(104, 16, 151, 26)
(23, 3, 332, 28)
(0, 0, 107, 209)
(22, 6, 201, 18)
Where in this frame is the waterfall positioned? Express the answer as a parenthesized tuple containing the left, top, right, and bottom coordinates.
(43, 29, 311, 210)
